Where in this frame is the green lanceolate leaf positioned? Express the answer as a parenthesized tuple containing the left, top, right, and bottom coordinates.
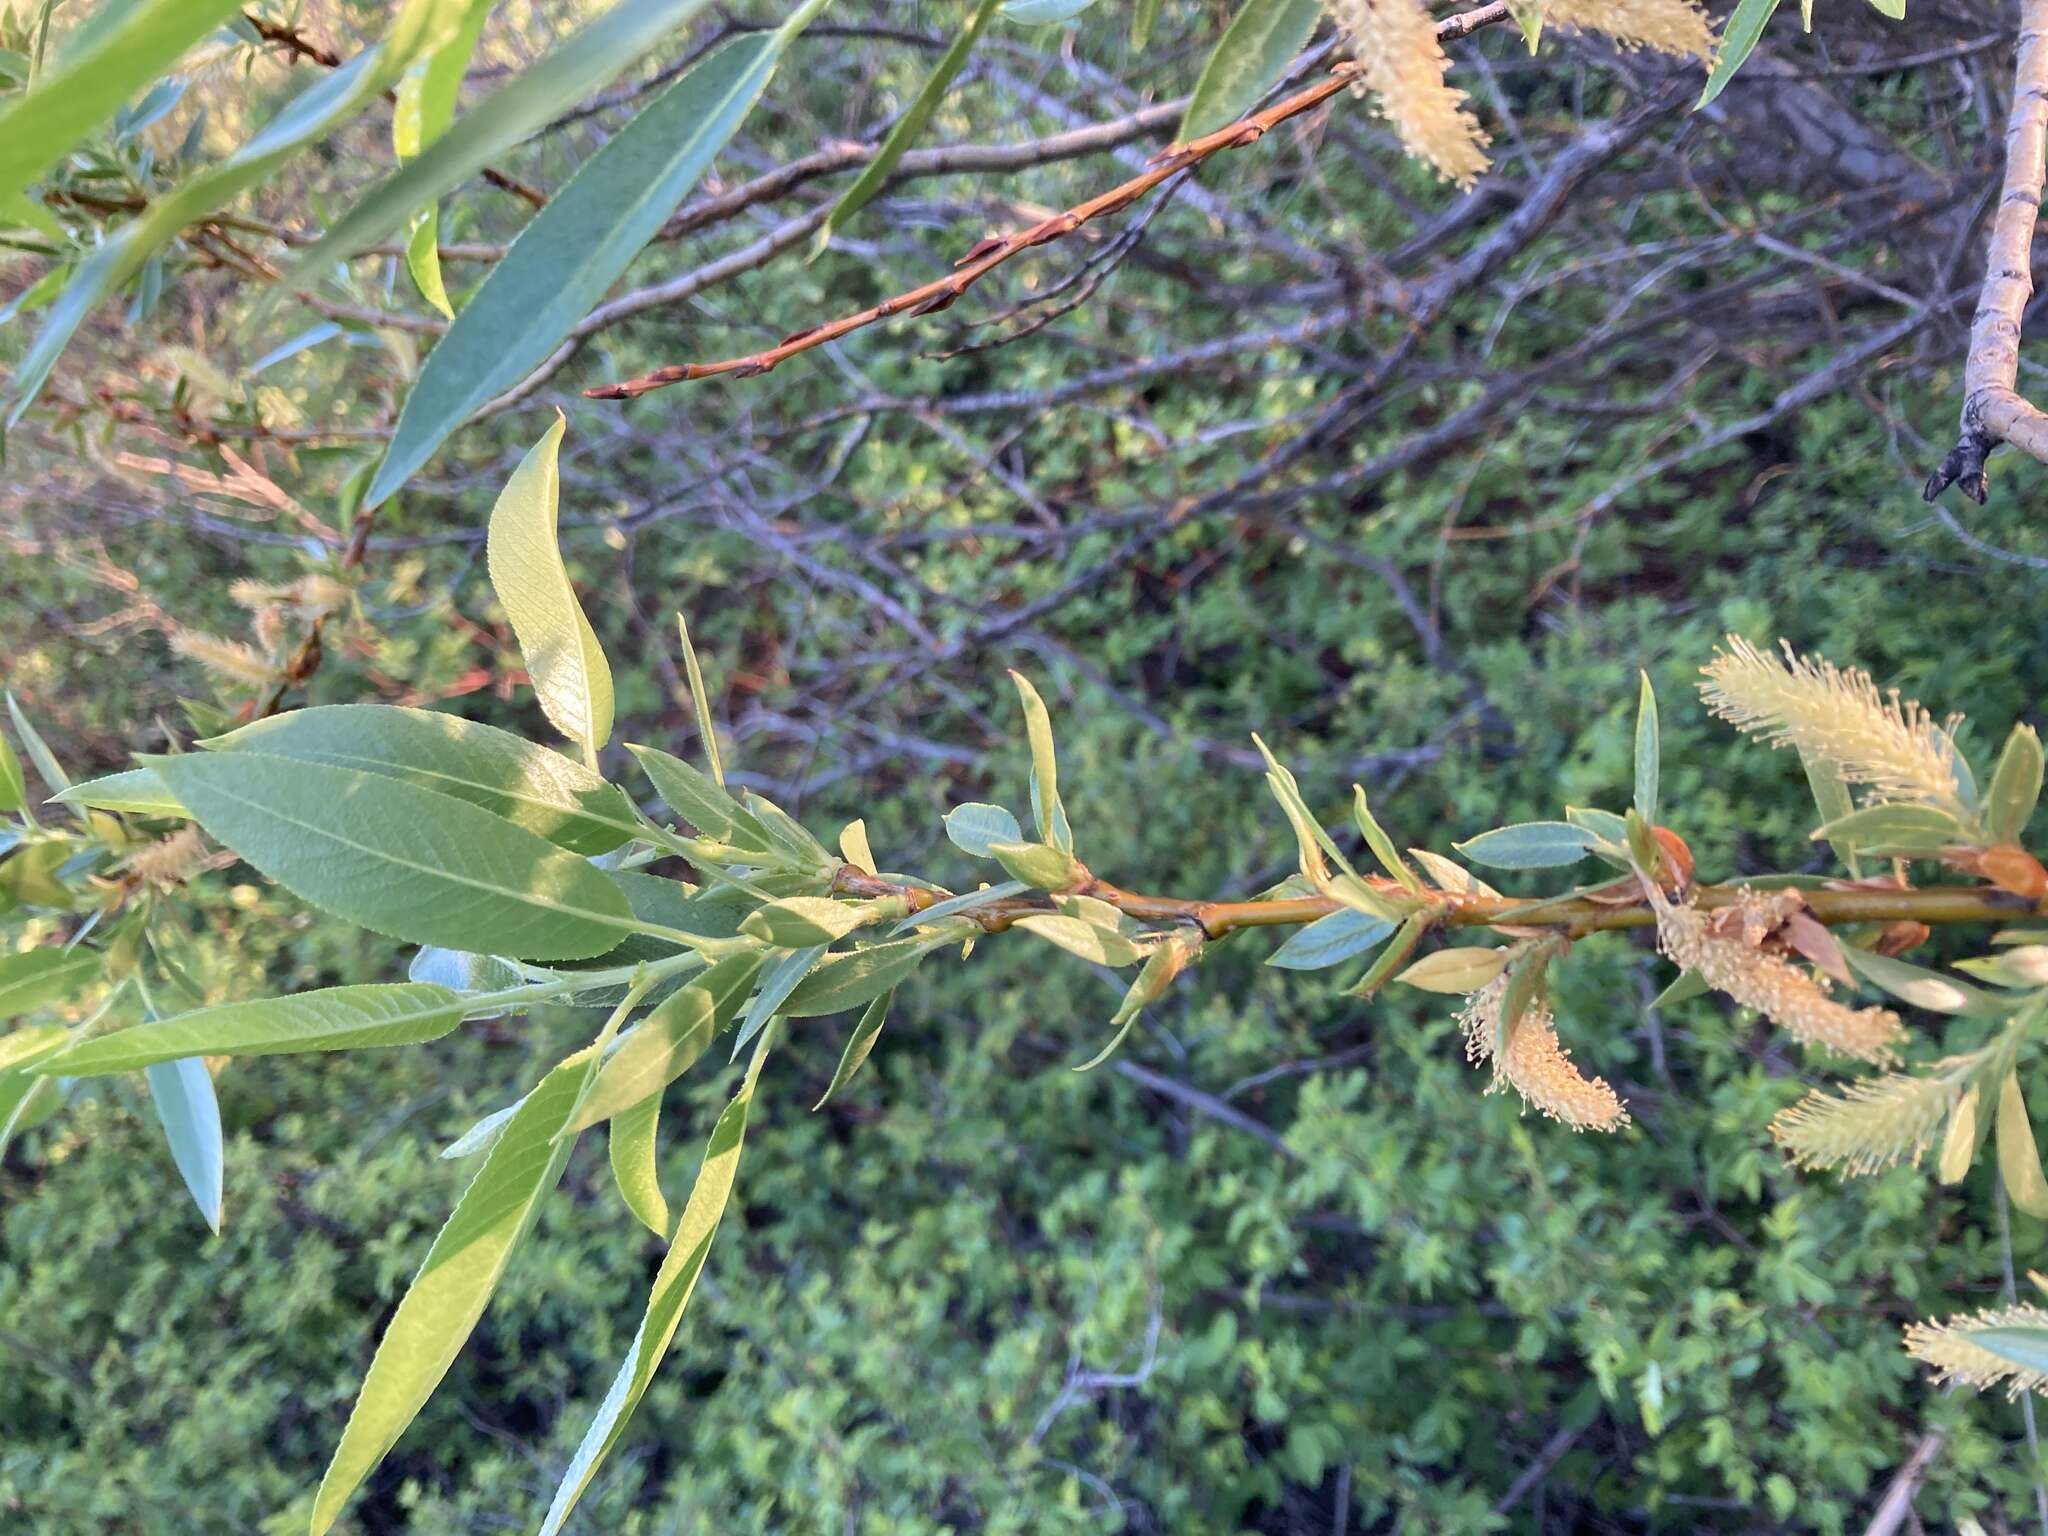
(1013, 913, 1143, 968)
(1009, 672, 1070, 851)
(1396, 945, 1511, 995)
(565, 952, 764, 1133)
(0, 947, 99, 1021)
(1001, 0, 1102, 23)
(0, 0, 242, 212)
(1265, 908, 1394, 971)
(1351, 786, 1420, 894)
(945, 802, 1024, 858)
(989, 840, 1081, 891)
(814, 991, 892, 1109)
(628, 742, 752, 843)
(146, 1055, 224, 1233)
(1697, 0, 1782, 108)
(52, 766, 185, 818)
(1940, 1083, 1982, 1184)
(0, 1022, 68, 1073)
(609, 1092, 670, 1238)
(783, 927, 967, 1018)
(439, 1099, 522, 1160)
(1453, 822, 1597, 870)
(1634, 671, 1661, 828)
(487, 418, 614, 757)
(1987, 724, 2045, 845)
(1956, 1326, 2048, 1375)
(2001, 1072, 2048, 1219)
(1843, 947, 2007, 1017)
(0, 723, 23, 811)
(538, 1023, 778, 1535)
(891, 881, 1026, 934)
(6, 692, 71, 800)
(367, 30, 788, 505)
(148, 752, 637, 961)
(311, 1041, 607, 1534)
(674, 612, 726, 786)
(1179, 0, 1320, 139)
(393, 0, 494, 318)
(817, 0, 1002, 249)
(209, 704, 637, 854)
(269, 0, 723, 300)
(1812, 802, 1967, 856)
(741, 896, 875, 948)
(44, 983, 470, 1075)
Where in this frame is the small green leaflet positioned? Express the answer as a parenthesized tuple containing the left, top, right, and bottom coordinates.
(487, 418, 614, 758)
(146, 1055, 224, 1233)
(1013, 913, 1142, 968)
(53, 766, 185, 818)
(0, 722, 23, 811)
(310, 1039, 607, 1536)
(674, 612, 726, 786)
(2000, 1071, 2048, 1219)
(1987, 724, 2045, 844)
(741, 896, 873, 948)
(610, 1092, 670, 1237)
(439, 1098, 522, 1160)
(1696, 0, 1781, 109)
(783, 928, 965, 1018)
(564, 951, 764, 1133)
(814, 991, 892, 1108)
(1453, 822, 1598, 870)
(538, 1023, 778, 1535)
(0, 947, 100, 1022)
(1812, 802, 1966, 855)
(1843, 947, 2005, 1017)
(209, 703, 639, 854)
(628, 742, 751, 843)
(45, 984, 470, 1075)
(366, 30, 790, 505)
(1266, 908, 1394, 971)
(393, 0, 495, 319)
(1010, 672, 1071, 851)
(1634, 671, 1660, 827)
(1000, 0, 1101, 21)
(148, 751, 637, 961)
(815, 0, 1002, 250)
(890, 881, 1026, 934)
(1179, 0, 1320, 140)
(733, 944, 827, 1052)
(945, 802, 1023, 858)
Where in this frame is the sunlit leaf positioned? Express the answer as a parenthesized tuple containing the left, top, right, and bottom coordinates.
(565, 952, 764, 1132)
(1180, 0, 1320, 140)
(146, 1056, 223, 1233)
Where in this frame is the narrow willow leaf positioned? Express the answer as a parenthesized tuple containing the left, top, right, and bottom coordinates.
(1988, 725, 2046, 845)
(610, 1092, 670, 1237)
(1564, 806, 1629, 846)
(1132, 0, 1163, 48)
(312, 1040, 605, 1535)
(945, 802, 1022, 858)
(5, 692, 71, 798)
(0, 0, 241, 211)
(439, 1098, 523, 1160)
(268, 0, 722, 301)
(148, 752, 636, 961)
(0, 724, 22, 811)
(838, 819, 877, 876)
(1179, 0, 1320, 139)
(1940, 1084, 1983, 1184)
(368, 32, 786, 505)
(989, 840, 1081, 890)
(487, 418, 613, 756)
(409, 947, 526, 1000)
(146, 1056, 223, 1234)
(1265, 908, 1394, 971)
(742, 897, 873, 948)
(1813, 802, 1968, 854)
(1009, 672, 1069, 851)
(393, 0, 494, 318)
(890, 880, 1026, 934)
(816, 0, 1002, 248)
(1651, 969, 1710, 1009)
(566, 952, 764, 1133)
(1013, 913, 1143, 968)
(1396, 946, 1511, 995)
(1843, 947, 2006, 1017)
(53, 766, 185, 818)
(2001, 1073, 2048, 1219)
(1635, 671, 1661, 827)
(1697, 0, 1781, 109)
(628, 742, 749, 842)
(0, 1027, 70, 1161)
(1453, 822, 1597, 870)
(538, 1024, 778, 1535)
(783, 928, 965, 1018)
(1001, 0, 1103, 21)
(1351, 913, 1428, 999)
(0, 947, 99, 1021)
(742, 791, 832, 867)
(1351, 786, 1419, 893)
(814, 991, 892, 1109)
(674, 613, 725, 786)
(209, 704, 638, 854)
(45, 984, 469, 1075)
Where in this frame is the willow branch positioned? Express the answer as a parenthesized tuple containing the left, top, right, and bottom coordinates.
(1925, 0, 2048, 503)
(583, 1, 1514, 400)
(834, 866, 2047, 943)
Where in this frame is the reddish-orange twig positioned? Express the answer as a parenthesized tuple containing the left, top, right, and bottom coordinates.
(585, 1, 1512, 400)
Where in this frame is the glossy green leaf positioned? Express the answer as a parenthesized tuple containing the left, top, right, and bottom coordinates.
(268, 0, 722, 303)
(674, 612, 726, 786)
(0, 947, 99, 1022)
(45, 983, 470, 1075)
(1843, 947, 2006, 1017)
(890, 880, 1026, 934)
(393, 0, 494, 319)
(1812, 802, 1967, 854)
(311, 1039, 606, 1535)
(742, 896, 873, 948)
(609, 1092, 670, 1237)
(1350, 786, 1419, 893)
(148, 752, 637, 961)
(814, 991, 892, 1109)
(1987, 724, 2045, 844)
(6, 691, 71, 799)
(1564, 806, 1629, 846)
(146, 1055, 224, 1233)
(439, 1099, 522, 1160)
(486, 418, 614, 756)
(1453, 822, 1597, 870)
(1179, 0, 1319, 139)
(0, 0, 241, 212)
(1009, 672, 1069, 851)
(367, 31, 786, 506)
(1697, 0, 1781, 109)
(1266, 908, 1394, 971)
(565, 952, 764, 1133)
(2001, 1071, 2048, 1219)
(539, 1023, 778, 1535)
(783, 928, 965, 1018)
(945, 803, 1023, 858)
(1013, 913, 1143, 968)
(989, 840, 1081, 890)
(1634, 671, 1660, 827)
(209, 704, 637, 854)
(817, 0, 1002, 248)
(52, 766, 185, 818)
(629, 742, 750, 843)
(1396, 945, 1511, 995)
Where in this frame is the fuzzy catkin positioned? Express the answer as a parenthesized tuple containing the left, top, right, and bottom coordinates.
(1905, 1304, 2048, 1399)
(1539, 0, 1715, 57)
(1769, 1071, 1956, 1175)
(1459, 973, 1629, 1131)
(169, 629, 279, 688)
(1326, 0, 1490, 186)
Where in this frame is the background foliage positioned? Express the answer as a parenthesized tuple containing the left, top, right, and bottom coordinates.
(6, 0, 2048, 1531)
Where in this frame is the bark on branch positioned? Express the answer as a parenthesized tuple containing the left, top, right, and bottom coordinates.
(1925, 0, 2048, 503)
